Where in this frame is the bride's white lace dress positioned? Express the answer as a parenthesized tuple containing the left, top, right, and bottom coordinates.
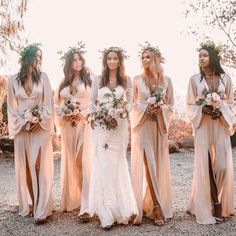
(88, 76, 138, 227)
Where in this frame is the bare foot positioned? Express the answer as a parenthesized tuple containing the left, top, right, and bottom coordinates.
(154, 206, 164, 227)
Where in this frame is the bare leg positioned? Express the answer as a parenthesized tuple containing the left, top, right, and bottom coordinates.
(208, 152, 222, 220)
(26, 154, 34, 215)
(143, 152, 164, 226)
(34, 149, 47, 224)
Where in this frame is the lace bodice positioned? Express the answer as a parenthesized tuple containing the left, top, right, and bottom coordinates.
(89, 75, 132, 112)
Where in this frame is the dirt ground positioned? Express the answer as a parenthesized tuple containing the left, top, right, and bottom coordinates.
(0, 149, 236, 236)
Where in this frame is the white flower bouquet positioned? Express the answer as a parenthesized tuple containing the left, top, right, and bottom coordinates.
(87, 91, 129, 130)
(147, 86, 165, 107)
(24, 104, 43, 131)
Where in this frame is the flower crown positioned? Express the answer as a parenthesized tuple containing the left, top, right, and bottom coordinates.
(99, 46, 129, 59)
(138, 41, 161, 56)
(139, 41, 165, 62)
(199, 40, 221, 55)
(18, 43, 42, 65)
(58, 41, 87, 61)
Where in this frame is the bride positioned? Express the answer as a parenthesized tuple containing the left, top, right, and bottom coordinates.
(86, 47, 137, 229)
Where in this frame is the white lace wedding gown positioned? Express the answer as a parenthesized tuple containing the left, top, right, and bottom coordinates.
(88, 76, 137, 227)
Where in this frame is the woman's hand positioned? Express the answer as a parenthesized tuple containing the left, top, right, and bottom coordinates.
(146, 104, 154, 115)
(202, 105, 214, 116)
(63, 114, 81, 122)
(29, 123, 40, 132)
(211, 108, 222, 120)
(151, 106, 162, 116)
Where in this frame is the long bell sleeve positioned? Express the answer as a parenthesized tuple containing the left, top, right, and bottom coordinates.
(160, 76, 174, 131)
(39, 72, 54, 132)
(7, 75, 27, 139)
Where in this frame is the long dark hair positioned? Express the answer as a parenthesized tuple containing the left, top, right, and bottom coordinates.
(17, 44, 42, 86)
(199, 46, 225, 78)
(59, 52, 91, 96)
(99, 49, 127, 89)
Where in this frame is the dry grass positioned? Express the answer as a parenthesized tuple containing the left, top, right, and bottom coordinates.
(168, 110, 193, 142)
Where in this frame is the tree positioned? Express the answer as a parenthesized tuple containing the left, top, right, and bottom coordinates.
(184, 0, 236, 68)
(0, 0, 28, 66)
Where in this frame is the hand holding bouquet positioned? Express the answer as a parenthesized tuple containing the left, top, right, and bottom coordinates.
(87, 91, 129, 130)
(24, 104, 42, 131)
(146, 86, 165, 120)
(147, 86, 165, 107)
(196, 89, 225, 119)
(62, 99, 81, 126)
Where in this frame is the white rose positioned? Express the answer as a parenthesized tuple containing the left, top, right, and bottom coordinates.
(87, 116, 92, 122)
(73, 109, 79, 115)
(108, 108, 116, 117)
(121, 112, 128, 119)
(25, 110, 33, 122)
(101, 124, 106, 129)
(97, 106, 102, 112)
(147, 97, 156, 104)
(101, 97, 110, 104)
(157, 100, 164, 106)
(212, 92, 221, 102)
(206, 98, 212, 105)
(104, 103, 113, 110)
(206, 93, 212, 99)
(116, 108, 123, 114)
(32, 116, 39, 123)
(115, 112, 120, 120)
(65, 110, 73, 116)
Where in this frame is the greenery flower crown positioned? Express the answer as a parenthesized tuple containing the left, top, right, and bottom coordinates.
(18, 43, 42, 65)
(58, 41, 87, 61)
(138, 41, 161, 56)
(99, 46, 129, 59)
(199, 40, 221, 55)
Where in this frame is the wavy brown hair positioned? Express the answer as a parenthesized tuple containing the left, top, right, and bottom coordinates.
(99, 49, 127, 89)
(59, 52, 91, 96)
(142, 49, 164, 86)
(17, 45, 42, 86)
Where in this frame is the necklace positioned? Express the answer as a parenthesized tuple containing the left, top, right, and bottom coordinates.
(148, 78, 158, 90)
(109, 78, 117, 89)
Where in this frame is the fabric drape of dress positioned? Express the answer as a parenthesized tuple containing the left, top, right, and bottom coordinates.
(54, 82, 92, 212)
(186, 73, 235, 224)
(87, 75, 138, 228)
(130, 74, 174, 224)
(7, 72, 54, 220)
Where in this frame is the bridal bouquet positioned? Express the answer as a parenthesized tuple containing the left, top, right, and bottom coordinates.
(196, 89, 226, 119)
(62, 99, 81, 126)
(195, 88, 226, 108)
(87, 91, 129, 130)
(24, 104, 43, 131)
(62, 99, 80, 116)
(146, 86, 165, 120)
(147, 86, 165, 107)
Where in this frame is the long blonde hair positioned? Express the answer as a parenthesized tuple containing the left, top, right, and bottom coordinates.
(142, 49, 164, 86)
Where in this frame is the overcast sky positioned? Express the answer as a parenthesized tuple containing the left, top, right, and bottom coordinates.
(1, 0, 235, 99)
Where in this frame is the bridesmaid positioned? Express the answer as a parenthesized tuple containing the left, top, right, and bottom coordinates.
(130, 42, 174, 226)
(54, 43, 92, 213)
(186, 41, 235, 224)
(87, 47, 137, 230)
(7, 43, 54, 224)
